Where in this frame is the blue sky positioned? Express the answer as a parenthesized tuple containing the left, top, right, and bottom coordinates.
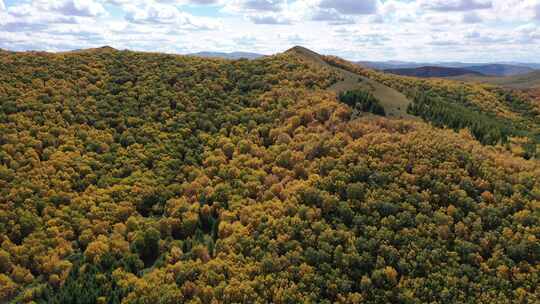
(0, 0, 539, 62)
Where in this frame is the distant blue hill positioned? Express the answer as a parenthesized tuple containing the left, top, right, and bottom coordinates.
(464, 64, 535, 76)
(358, 61, 537, 76)
(385, 66, 484, 78)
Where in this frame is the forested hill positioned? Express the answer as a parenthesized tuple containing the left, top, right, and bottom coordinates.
(0, 48, 539, 303)
(385, 66, 484, 78)
(323, 54, 540, 158)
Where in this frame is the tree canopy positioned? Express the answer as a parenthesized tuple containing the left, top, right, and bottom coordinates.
(0, 49, 539, 303)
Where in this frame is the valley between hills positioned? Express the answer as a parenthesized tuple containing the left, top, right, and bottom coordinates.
(0, 46, 539, 303)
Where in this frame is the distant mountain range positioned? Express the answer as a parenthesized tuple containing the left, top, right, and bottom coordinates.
(451, 70, 540, 89)
(177, 51, 540, 75)
(187, 51, 265, 60)
(358, 61, 538, 76)
(385, 66, 484, 78)
(465, 64, 536, 76)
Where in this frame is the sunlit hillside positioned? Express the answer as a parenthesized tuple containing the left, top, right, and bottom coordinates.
(0, 47, 539, 304)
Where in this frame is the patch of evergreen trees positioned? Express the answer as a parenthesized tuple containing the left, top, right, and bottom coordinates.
(37, 255, 127, 304)
(407, 91, 514, 145)
(339, 89, 386, 116)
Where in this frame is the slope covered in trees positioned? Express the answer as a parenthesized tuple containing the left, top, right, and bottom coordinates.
(325, 55, 540, 158)
(0, 48, 539, 303)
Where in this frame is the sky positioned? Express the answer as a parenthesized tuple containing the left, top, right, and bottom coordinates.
(0, 0, 540, 62)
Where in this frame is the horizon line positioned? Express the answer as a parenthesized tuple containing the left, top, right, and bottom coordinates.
(2, 45, 540, 65)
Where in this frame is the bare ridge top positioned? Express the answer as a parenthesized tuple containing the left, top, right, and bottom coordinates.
(286, 45, 320, 55)
(285, 45, 327, 66)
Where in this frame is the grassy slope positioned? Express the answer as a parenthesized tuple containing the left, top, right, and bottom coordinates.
(287, 46, 414, 119)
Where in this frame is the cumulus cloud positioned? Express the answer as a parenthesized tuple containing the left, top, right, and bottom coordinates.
(187, 0, 222, 4)
(422, 0, 493, 12)
(108, 0, 222, 6)
(490, 0, 538, 23)
(223, 0, 303, 25)
(319, 0, 379, 15)
(465, 30, 507, 44)
(123, 2, 219, 30)
(2, 1, 80, 33)
(355, 34, 390, 46)
(0, 0, 539, 63)
(249, 14, 291, 24)
(125, 3, 184, 24)
(429, 39, 460, 46)
(43, 0, 106, 17)
(463, 11, 482, 23)
(228, 0, 285, 12)
(7, 0, 105, 19)
(311, 9, 354, 24)
(286, 34, 304, 44)
(233, 35, 258, 46)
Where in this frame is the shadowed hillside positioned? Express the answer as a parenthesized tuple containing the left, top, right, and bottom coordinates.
(385, 66, 484, 78)
(452, 70, 540, 89)
(360, 61, 535, 76)
(465, 64, 535, 77)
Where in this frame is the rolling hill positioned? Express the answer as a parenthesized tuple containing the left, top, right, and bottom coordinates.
(187, 51, 265, 60)
(0, 46, 538, 304)
(464, 64, 535, 76)
(361, 61, 536, 76)
(356, 60, 427, 70)
(451, 70, 540, 89)
(384, 66, 484, 78)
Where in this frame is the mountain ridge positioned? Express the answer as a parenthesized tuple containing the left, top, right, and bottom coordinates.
(451, 70, 540, 89)
(359, 61, 536, 76)
(385, 66, 484, 78)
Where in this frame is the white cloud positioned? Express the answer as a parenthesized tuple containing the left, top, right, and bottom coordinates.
(122, 2, 219, 30)
(463, 11, 482, 23)
(249, 14, 291, 24)
(490, 0, 538, 22)
(319, 0, 379, 15)
(0, 0, 539, 62)
(42, 0, 106, 17)
(223, 0, 314, 25)
(109, 0, 224, 6)
(125, 3, 185, 24)
(6, 0, 105, 20)
(225, 0, 286, 13)
(311, 8, 354, 24)
(421, 0, 493, 12)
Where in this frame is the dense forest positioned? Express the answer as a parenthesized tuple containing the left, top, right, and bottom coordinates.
(0, 48, 539, 303)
